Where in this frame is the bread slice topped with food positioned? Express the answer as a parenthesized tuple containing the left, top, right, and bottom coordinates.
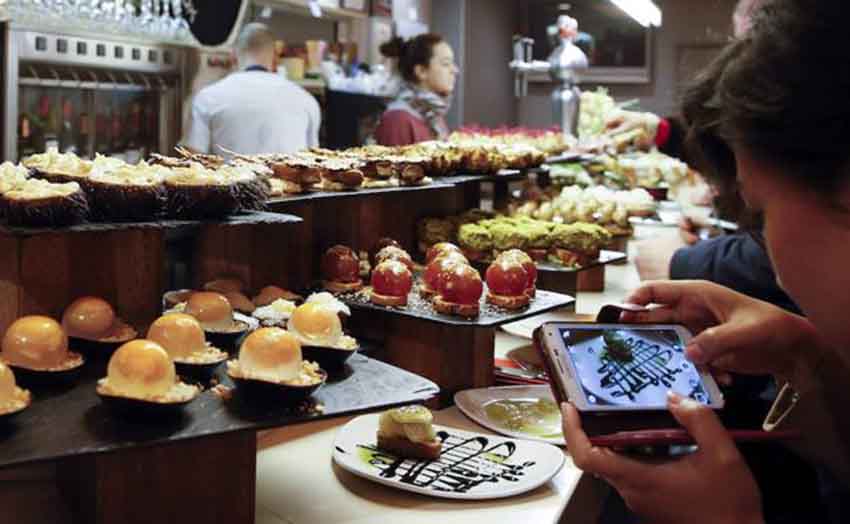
(377, 405, 442, 460)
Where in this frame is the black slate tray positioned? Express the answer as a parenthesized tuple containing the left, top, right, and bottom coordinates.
(0, 210, 302, 237)
(337, 287, 574, 327)
(0, 354, 438, 471)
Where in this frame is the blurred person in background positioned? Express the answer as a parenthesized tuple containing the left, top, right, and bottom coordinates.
(374, 34, 459, 146)
(183, 22, 320, 156)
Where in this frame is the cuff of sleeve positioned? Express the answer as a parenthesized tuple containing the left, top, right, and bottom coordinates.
(668, 246, 689, 280)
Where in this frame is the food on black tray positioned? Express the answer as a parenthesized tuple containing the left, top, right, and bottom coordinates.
(225, 291, 256, 314)
(226, 327, 324, 385)
(0, 361, 31, 416)
(287, 303, 357, 351)
(420, 251, 468, 299)
(86, 160, 168, 221)
(321, 245, 364, 294)
(62, 296, 137, 350)
(164, 165, 240, 219)
(0, 162, 31, 218)
(370, 260, 413, 307)
(548, 223, 612, 268)
(425, 242, 465, 265)
(432, 263, 483, 318)
(485, 257, 531, 310)
(457, 223, 494, 262)
(147, 313, 228, 366)
(1, 316, 84, 374)
(181, 291, 248, 334)
(2, 178, 89, 227)
(252, 285, 303, 307)
(22, 149, 92, 185)
(374, 245, 415, 272)
(96, 339, 199, 404)
(203, 278, 244, 294)
(377, 405, 441, 460)
(497, 249, 538, 298)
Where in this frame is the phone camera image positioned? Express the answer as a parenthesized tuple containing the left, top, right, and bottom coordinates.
(559, 327, 709, 408)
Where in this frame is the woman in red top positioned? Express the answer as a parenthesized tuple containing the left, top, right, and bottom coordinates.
(374, 34, 459, 146)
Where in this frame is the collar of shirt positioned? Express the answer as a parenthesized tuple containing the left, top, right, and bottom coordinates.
(244, 65, 269, 73)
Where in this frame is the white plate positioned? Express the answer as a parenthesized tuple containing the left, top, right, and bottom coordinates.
(501, 311, 575, 339)
(332, 413, 565, 500)
(455, 386, 565, 446)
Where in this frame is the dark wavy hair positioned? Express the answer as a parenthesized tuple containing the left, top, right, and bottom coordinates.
(380, 34, 445, 84)
(683, 0, 850, 202)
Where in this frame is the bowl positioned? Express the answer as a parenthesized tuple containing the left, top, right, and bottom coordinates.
(96, 391, 197, 417)
(301, 344, 357, 372)
(229, 369, 327, 404)
(7, 360, 85, 389)
(204, 320, 251, 355)
(174, 358, 226, 383)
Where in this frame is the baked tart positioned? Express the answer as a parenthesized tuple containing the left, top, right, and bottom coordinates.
(377, 405, 442, 460)
(164, 164, 240, 219)
(23, 150, 92, 186)
(321, 245, 364, 294)
(3, 178, 89, 227)
(87, 160, 168, 221)
(0, 162, 32, 219)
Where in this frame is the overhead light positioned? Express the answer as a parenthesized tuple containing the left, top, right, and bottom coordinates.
(609, 0, 662, 27)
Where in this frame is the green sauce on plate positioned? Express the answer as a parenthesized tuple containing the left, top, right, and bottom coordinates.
(483, 398, 563, 439)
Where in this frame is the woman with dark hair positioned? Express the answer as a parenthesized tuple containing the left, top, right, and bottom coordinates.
(562, 0, 850, 522)
(373, 34, 459, 146)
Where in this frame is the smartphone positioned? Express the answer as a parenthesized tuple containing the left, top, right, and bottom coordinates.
(534, 321, 801, 447)
(536, 322, 725, 413)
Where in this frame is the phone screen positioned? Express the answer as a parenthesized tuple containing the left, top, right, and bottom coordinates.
(558, 326, 712, 408)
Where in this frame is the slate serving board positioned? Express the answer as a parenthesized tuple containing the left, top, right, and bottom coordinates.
(0, 354, 438, 471)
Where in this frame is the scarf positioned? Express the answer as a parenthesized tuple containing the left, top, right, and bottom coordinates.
(391, 83, 451, 139)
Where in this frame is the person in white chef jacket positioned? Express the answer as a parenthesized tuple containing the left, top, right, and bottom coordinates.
(183, 22, 321, 156)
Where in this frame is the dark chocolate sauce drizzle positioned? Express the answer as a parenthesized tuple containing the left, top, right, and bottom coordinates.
(597, 338, 683, 401)
(359, 431, 536, 493)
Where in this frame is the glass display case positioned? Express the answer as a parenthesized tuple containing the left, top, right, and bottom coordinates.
(4, 24, 186, 162)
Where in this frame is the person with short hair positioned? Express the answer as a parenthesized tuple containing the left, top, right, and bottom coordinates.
(563, 1, 850, 522)
(184, 22, 321, 156)
(373, 34, 459, 146)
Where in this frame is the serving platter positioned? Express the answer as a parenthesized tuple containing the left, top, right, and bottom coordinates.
(336, 286, 574, 328)
(0, 354, 438, 471)
(455, 385, 565, 446)
(332, 413, 565, 500)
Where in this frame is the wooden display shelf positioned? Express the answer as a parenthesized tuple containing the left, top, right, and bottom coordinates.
(0, 211, 302, 337)
(344, 290, 574, 406)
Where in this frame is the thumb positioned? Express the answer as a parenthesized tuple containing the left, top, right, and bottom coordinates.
(667, 392, 738, 459)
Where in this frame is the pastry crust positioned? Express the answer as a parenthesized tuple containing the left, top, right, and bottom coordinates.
(370, 291, 408, 307)
(432, 295, 480, 318)
(486, 292, 531, 310)
(377, 434, 442, 461)
(322, 279, 364, 294)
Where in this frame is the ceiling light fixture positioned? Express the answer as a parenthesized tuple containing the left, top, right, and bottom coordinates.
(609, 0, 662, 27)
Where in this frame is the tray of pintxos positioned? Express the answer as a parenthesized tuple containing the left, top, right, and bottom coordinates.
(317, 240, 574, 327)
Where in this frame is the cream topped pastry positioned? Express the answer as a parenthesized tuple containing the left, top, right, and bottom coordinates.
(3, 179, 81, 200)
(377, 405, 442, 460)
(0, 162, 30, 194)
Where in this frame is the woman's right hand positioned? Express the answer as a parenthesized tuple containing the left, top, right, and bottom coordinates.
(622, 280, 823, 384)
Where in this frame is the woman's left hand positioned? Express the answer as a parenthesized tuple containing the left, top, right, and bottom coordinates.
(561, 393, 764, 524)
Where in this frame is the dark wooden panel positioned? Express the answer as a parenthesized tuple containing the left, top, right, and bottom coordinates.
(0, 234, 21, 335)
(57, 431, 256, 524)
(19, 234, 71, 319)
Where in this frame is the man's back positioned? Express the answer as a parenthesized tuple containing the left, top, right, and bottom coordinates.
(185, 71, 321, 155)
